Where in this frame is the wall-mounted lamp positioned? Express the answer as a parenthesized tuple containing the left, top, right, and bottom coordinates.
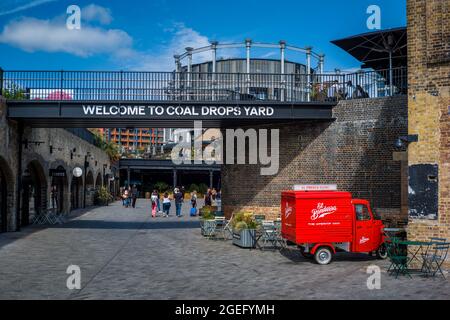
(394, 134, 418, 150)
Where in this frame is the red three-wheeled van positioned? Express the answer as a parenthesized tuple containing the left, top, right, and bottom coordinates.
(281, 187, 387, 265)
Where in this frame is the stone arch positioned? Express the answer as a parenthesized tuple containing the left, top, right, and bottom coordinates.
(22, 159, 48, 226)
(49, 160, 70, 214)
(0, 156, 15, 233)
(85, 170, 95, 207)
(70, 166, 84, 211)
(95, 172, 102, 189)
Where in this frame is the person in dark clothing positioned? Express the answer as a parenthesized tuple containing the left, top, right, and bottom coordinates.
(204, 188, 212, 206)
(174, 187, 184, 217)
(131, 184, 138, 208)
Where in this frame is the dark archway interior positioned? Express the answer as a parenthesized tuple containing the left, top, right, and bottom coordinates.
(71, 176, 83, 210)
(51, 166, 67, 214)
(0, 166, 7, 232)
(95, 173, 102, 189)
(22, 161, 47, 226)
(119, 169, 221, 196)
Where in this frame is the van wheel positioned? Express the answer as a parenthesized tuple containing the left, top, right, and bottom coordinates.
(376, 243, 388, 259)
(314, 247, 333, 265)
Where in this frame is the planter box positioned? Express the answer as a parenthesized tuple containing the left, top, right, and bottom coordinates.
(200, 219, 216, 236)
(232, 229, 256, 248)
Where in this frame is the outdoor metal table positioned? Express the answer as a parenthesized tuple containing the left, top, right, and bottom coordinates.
(384, 228, 405, 232)
(393, 239, 433, 272)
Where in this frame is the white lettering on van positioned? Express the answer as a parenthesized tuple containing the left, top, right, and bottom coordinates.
(284, 202, 293, 219)
(360, 236, 370, 244)
(311, 203, 336, 220)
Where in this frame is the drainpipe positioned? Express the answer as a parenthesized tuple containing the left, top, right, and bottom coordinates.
(15, 122, 24, 231)
(83, 153, 89, 208)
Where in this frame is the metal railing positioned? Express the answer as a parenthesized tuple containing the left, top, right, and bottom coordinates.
(0, 67, 407, 103)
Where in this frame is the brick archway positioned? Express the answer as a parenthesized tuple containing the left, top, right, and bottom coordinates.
(70, 174, 83, 210)
(95, 172, 102, 189)
(50, 165, 68, 214)
(22, 160, 47, 226)
(0, 156, 15, 233)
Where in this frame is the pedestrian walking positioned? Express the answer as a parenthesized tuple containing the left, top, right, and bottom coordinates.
(120, 186, 125, 206)
(151, 190, 158, 218)
(131, 184, 138, 209)
(123, 187, 130, 208)
(204, 188, 212, 206)
(51, 185, 58, 211)
(156, 192, 162, 214)
(216, 189, 222, 210)
(174, 187, 184, 217)
(162, 192, 171, 217)
(190, 190, 197, 208)
(211, 188, 218, 207)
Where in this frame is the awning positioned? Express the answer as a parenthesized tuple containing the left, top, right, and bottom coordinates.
(331, 27, 407, 71)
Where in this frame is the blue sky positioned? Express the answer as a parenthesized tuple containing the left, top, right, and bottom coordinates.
(0, 0, 406, 71)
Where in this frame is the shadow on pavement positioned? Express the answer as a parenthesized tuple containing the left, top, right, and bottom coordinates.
(279, 247, 380, 264)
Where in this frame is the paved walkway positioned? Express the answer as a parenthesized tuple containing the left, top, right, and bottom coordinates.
(0, 200, 449, 300)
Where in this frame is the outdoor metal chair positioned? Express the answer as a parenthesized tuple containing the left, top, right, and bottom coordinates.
(259, 221, 279, 249)
(386, 239, 411, 278)
(421, 240, 449, 278)
(222, 213, 235, 240)
(274, 220, 287, 249)
(211, 216, 227, 240)
(32, 208, 64, 225)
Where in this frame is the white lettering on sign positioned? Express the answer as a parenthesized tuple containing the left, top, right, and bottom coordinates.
(311, 203, 337, 220)
(294, 184, 337, 191)
(81, 105, 275, 117)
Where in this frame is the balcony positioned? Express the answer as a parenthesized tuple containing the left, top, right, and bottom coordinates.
(1, 68, 407, 128)
(1, 68, 406, 103)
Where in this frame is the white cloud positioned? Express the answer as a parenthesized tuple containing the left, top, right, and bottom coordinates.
(82, 4, 112, 25)
(0, 16, 133, 58)
(0, 0, 56, 17)
(0, 5, 239, 70)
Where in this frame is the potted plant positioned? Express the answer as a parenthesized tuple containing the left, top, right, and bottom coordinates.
(200, 207, 215, 236)
(231, 212, 258, 248)
(96, 186, 113, 206)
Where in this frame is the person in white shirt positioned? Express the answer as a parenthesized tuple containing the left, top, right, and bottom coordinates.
(162, 192, 171, 217)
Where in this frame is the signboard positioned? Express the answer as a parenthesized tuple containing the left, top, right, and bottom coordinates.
(293, 184, 338, 191)
(7, 100, 335, 127)
(49, 168, 66, 177)
(79, 104, 281, 118)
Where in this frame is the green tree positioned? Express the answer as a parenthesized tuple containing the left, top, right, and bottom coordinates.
(153, 181, 169, 193)
(2, 83, 27, 100)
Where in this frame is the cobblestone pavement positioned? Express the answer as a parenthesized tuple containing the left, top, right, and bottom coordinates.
(0, 200, 449, 300)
